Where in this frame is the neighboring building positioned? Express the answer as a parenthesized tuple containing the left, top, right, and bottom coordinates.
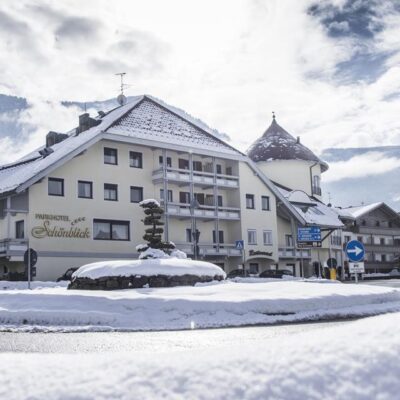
(247, 115, 343, 276)
(0, 95, 337, 280)
(336, 202, 400, 273)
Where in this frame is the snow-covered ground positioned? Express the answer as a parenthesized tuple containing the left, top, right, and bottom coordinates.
(0, 280, 399, 332)
(1, 312, 400, 400)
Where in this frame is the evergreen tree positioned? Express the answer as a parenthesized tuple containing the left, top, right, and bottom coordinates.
(137, 199, 175, 258)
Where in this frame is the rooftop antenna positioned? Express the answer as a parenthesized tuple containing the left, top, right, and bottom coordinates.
(115, 72, 127, 106)
(272, 111, 276, 121)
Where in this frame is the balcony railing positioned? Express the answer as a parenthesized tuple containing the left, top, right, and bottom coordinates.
(175, 242, 242, 257)
(166, 203, 240, 220)
(152, 167, 239, 189)
(278, 247, 311, 259)
(0, 239, 28, 256)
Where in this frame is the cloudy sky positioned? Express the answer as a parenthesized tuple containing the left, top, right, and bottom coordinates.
(0, 0, 400, 204)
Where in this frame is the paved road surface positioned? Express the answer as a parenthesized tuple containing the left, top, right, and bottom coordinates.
(0, 320, 350, 354)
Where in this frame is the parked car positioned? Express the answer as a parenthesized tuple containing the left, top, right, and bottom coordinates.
(227, 269, 246, 278)
(259, 269, 293, 279)
(56, 267, 79, 282)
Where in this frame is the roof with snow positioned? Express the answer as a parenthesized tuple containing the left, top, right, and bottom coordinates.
(0, 95, 242, 197)
(276, 186, 343, 228)
(335, 202, 400, 222)
(247, 117, 328, 172)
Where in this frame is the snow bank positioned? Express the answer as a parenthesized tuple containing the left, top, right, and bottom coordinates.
(1, 312, 400, 400)
(0, 281, 69, 290)
(72, 258, 226, 280)
(0, 281, 399, 331)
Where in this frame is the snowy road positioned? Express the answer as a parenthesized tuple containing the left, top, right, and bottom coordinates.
(0, 320, 349, 353)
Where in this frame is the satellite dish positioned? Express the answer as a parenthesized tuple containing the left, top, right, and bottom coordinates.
(117, 94, 127, 106)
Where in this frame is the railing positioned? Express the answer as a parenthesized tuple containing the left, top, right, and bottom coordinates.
(175, 242, 242, 257)
(278, 247, 311, 259)
(166, 203, 240, 220)
(152, 167, 239, 188)
(0, 239, 28, 256)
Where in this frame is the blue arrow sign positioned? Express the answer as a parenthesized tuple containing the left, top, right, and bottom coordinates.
(235, 240, 244, 250)
(345, 240, 365, 262)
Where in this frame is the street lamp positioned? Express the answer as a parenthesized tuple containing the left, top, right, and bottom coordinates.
(190, 197, 201, 259)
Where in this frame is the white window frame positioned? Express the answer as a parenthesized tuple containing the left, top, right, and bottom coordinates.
(263, 230, 273, 245)
(247, 229, 257, 245)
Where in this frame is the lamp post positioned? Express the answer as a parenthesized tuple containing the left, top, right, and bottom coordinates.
(190, 198, 201, 259)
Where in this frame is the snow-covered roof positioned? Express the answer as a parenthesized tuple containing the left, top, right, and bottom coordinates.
(107, 96, 240, 155)
(0, 95, 241, 197)
(336, 202, 400, 222)
(247, 117, 328, 172)
(276, 187, 343, 228)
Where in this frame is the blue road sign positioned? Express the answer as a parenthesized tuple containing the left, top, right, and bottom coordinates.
(297, 226, 321, 242)
(345, 240, 365, 262)
(235, 240, 244, 250)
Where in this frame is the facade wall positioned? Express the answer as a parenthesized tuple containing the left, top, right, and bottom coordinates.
(256, 159, 322, 200)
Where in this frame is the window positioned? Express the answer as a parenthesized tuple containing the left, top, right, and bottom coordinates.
(159, 155, 172, 167)
(15, 220, 24, 239)
(361, 219, 366, 226)
(104, 147, 117, 165)
(376, 220, 380, 227)
(78, 181, 92, 199)
(217, 195, 223, 207)
(186, 228, 192, 242)
(381, 254, 387, 262)
(247, 229, 257, 245)
(226, 166, 232, 176)
(93, 219, 130, 241)
(179, 192, 191, 204)
(160, 189, 173, 202)
(380, 238, 385, 245)
(344, 235, 351, 243)
(285, 234, 294, 247)
(212, 230, 224, 244)
(216, 164, 222, 174)
(357, 236, 363, 243)
(178, 158, 189, 169)
(130, 151, 143, 168)
(261, 196, 270, 211)
(192, 161, 202, 171)
(104, 184, 118, 201)
(249, 263, 259, 274)
(263, 230, 273, 245)
(194, 193, 205, 205)
(130, 186, 143, 203)
(246, 194, 255, 209)
(48, 178, 64, 196)
(312, 175, 321, 195)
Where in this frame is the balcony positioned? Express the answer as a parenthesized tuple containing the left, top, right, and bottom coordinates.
(167, 203, 240, 220)
(152, 167, 239, 189)
(175, 242, 242, 257)
(0, 239, 28, 257)
(278, 247, 311, 259)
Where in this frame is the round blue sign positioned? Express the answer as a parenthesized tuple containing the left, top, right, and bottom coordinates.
(345, 240, 365, 262)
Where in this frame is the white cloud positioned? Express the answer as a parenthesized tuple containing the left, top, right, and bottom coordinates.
(0, 0, 399, 165)
(323, 152, 400, 183)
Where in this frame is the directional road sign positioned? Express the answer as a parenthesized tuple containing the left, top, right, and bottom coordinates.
(297, 227, 321, 242)
(235, 240, 244, 250)
(345, 240, 365, 262)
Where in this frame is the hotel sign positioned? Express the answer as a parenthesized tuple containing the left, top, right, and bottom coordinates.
(32, 214, 90, 239)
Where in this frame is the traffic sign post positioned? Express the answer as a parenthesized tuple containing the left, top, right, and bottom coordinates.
(345, 240, 365, 283)
(24, 248, 38, 290)
(235, 240, 245, 277)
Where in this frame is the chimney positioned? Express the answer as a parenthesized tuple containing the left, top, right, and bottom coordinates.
(46, 131, 68, 147)
(76, 113, 101, 134)
(297, 136, 300, 144)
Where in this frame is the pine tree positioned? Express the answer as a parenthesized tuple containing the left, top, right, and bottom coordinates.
(137, 199, 175, 258)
